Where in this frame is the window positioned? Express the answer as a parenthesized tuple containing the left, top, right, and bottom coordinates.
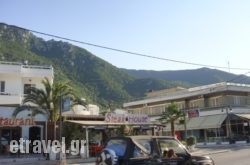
(106, 139, 127, 156)
(189, 100, 198, 108)
(177, 102, 185, 110)
(133, 138, 152, 157)
(0, 81, 5, 93)
(212, 97, 219, 107)
(24, 84, 35, 94)
(234, 96, 240, 105)
(158, 139, 186, 154)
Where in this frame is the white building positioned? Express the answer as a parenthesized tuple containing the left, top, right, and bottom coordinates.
(123, 82, 250, 143)
(62, 104, 100, 115)
(0, 61, 54, 154)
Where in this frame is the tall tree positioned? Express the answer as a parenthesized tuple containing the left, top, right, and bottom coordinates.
(12, 77, 86, 140)
(159, 102, 185, 137)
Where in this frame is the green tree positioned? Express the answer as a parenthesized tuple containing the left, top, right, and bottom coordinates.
(159, 102, 185, 136)
(12, 77, 86, 140)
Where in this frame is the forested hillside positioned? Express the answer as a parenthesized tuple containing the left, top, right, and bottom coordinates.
(0, 23, 176, 110)
(1, 23, 248, 111)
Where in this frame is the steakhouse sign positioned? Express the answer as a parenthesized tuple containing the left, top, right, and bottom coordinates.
(105, 113, 149, 124)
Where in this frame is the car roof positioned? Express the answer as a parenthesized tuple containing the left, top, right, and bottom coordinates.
(108, 135, 176, 140)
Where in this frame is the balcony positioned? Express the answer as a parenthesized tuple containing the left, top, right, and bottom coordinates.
(0, 92, 22, 105)
(21, 65, 53, 78)
(0, 62, 21, 74)
(0, 61, 54, 78)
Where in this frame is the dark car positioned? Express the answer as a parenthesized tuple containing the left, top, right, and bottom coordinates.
(96, 136, 215, 165)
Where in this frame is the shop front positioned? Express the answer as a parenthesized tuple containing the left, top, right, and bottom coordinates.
(164, 113, 250, 144)
(66, 113, 163, 158)
(0, 117, 41, 155)
(0, 127, 21, 154)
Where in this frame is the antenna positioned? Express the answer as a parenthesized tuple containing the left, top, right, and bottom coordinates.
(228, 61, 230, 73)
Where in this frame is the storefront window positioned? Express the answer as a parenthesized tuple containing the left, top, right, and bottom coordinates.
(0, 81, 5, 93)
(0, 127, 21, 155)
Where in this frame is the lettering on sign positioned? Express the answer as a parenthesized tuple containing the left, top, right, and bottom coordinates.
(105, 113, 149, 124)
(0, 117, 35, 126)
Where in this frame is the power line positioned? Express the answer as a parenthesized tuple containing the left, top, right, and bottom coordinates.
(226, 71, 250, 83)
(5, 23, 250, 72)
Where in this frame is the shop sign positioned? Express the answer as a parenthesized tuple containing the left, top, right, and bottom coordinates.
(105, 113, 149, 124)
(188, 109, 200, 118)
(0, 117, 35, 126)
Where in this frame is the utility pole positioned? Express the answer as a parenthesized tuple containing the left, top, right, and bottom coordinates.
(181, 107, 188, 142)
(59, 90, 66, 165)
(59, 90, 63, 164)
(184, 111, 187, 142)
(222, 106, 233, 143)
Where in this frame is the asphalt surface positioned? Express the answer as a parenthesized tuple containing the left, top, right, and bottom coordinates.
(1, 143, 249, 165)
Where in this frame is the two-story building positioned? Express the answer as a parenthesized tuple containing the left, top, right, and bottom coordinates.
(0, 61, 54, 154)
(123, 82, 250, 143)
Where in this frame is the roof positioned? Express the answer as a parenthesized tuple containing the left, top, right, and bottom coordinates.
(63, 114, 104, 120)
(65, 120, 164, 126)
(234, 113, 250, 120)
(123, 82, 250, 107)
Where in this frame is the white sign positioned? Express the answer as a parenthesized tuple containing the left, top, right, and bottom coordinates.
(105, 113, 149, 124)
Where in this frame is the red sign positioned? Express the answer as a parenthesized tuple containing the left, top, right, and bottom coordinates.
(0, 117, 35, 126)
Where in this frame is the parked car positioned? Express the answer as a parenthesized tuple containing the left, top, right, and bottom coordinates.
(96, 136, 215, 165)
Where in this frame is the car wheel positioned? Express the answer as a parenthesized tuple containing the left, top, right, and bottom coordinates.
(98, 149, 117, 165)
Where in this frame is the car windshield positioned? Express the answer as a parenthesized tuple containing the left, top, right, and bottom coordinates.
(132, 138, 152, 155)
(157, 138, 186, 154)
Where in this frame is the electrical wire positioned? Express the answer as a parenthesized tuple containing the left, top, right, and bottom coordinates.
(3, 23, 250, 72)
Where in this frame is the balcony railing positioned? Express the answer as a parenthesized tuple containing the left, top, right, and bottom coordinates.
(0, 61, 53, 78)
(0, 92, 22, 105)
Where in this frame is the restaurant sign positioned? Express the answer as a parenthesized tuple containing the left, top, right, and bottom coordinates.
(105, 113, 149, 124)
(0, 117, 35, 126)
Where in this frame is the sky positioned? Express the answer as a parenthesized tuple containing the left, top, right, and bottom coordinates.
(1, 0, 250, 75)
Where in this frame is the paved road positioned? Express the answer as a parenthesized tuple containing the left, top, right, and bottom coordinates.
(212, 148, 250, 165)
(68, 145, 235, 165)
(1, 143, 249, 165)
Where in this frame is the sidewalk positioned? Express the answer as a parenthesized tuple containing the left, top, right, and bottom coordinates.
(0, 155, 96, 165)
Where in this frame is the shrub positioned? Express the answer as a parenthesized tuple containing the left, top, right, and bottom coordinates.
(186, 136, 196, 146)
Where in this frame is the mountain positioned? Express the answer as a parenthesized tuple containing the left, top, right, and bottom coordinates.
(0, 23, 177, 109)
(122, 68, 250, 85)
(1, 23, 249, 110)
(0, 23, 135, 109)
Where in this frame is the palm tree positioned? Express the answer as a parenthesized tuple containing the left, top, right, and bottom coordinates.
(12, 77, 85, 140)
(159, 102, 185, 137)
